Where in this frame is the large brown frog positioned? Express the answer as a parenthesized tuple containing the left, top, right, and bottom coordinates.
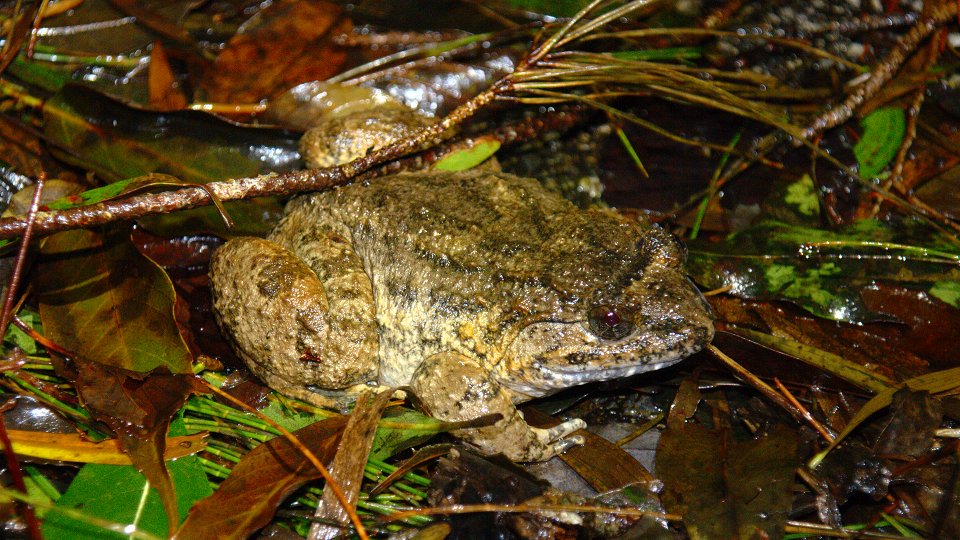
(209, 167, 714, 461)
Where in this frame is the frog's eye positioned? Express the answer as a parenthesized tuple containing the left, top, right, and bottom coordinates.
(587, 305, 634, 341)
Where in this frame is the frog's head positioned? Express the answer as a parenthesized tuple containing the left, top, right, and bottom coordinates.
(496, 221, 714, 400)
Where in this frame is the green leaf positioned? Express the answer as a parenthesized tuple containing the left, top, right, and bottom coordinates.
(854, 107, 905, 179)
(371, 408, 452, 461)
(783, 174, 820, 218)
(42, 85, 294, 235)
(4, 308, 40, 354)
(930, 280, 960, 307)
(42, 457, 212, 540)
(687, 217, 960, 322)
(36, 226, 192, 374)
(734, 329, 895, 393)
(433, 137, 501, 172)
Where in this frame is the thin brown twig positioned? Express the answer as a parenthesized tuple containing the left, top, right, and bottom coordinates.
(0, 175, 43, 336)
(707, 344, 807, 424)
(801, 1, 957, 139)
(26, 0, 51, 59)
(0, 83, 503, 240)
(772, 378, 835, 443)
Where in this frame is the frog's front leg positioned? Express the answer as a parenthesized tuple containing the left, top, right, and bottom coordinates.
(209, 234, 379, 407)
(410, 352, 586, 462)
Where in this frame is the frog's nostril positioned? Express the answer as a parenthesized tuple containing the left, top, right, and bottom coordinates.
(587, 305, 635, 340)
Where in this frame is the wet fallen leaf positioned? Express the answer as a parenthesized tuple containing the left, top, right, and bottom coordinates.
(312, 390, 393, 539)
(199, 0, 350, 103)
(72, 361, 202, 536)
(733, 328, 896, 393)
(35, 0, 191, 56)
(657, 376, 798, 539)
(42, 85, 296, 235)
(43, 422, 212, 540)
(0, 430, 205, 465)
(814, 366, 960, 465)
(174, 416, 347, 539)
(523, 406, 653, 493)
(873, 389, 943, 457)
(37, 221, 201, 535)
(37, 226, 192, 374)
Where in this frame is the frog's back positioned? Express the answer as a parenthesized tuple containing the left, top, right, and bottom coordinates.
(270, 170, 659, 386)
(282, 170, 647, 287)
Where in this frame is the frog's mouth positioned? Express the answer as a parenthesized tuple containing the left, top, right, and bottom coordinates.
(495, 307, 714, 400)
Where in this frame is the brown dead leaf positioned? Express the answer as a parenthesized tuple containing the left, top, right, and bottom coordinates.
(311, 390, 394, 540)
(874, 389, 943, 457)
(710, 295, 929, 382)
(148, 41, 188, 111)
(199, 0, 351, 104)
(657, 374, 798, 540)
(523, 406, 654, 493)
(175, 415, 348, 539)
(0, 116, 47, 178)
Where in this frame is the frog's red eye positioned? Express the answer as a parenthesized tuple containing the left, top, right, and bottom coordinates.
(588, 305, 634, 340)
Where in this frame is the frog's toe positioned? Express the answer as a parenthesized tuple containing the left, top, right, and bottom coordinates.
(549, 433, 585, 455)
(509, 429, 584, 461)
(535, 418, 587, 444)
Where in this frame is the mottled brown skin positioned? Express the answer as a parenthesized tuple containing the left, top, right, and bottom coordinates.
(209, 170, 714, 461)
(299, 107, 431, 169)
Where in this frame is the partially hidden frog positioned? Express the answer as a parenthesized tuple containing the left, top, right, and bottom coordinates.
(209, 168, 714, 461)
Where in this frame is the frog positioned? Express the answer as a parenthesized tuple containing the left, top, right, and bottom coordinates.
(209, 168, 715, 461)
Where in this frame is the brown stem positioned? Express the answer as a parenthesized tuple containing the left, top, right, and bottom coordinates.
(0, 175, 43, 335)
(800, 2, 956, 139)
(0, 82, 535, 240)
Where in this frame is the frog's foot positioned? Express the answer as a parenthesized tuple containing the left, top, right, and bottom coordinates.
(530, 418, 587, 448)
(515, 421, 587, 461)
(411, 352, 587, 462)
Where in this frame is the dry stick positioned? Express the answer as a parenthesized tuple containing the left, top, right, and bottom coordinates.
(800, 2, 956, 139)
(0, 175, 43, 334)
(0, 170, 43, 540)
(0, 84, 502, 240)
(707, 344, 806, 424)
